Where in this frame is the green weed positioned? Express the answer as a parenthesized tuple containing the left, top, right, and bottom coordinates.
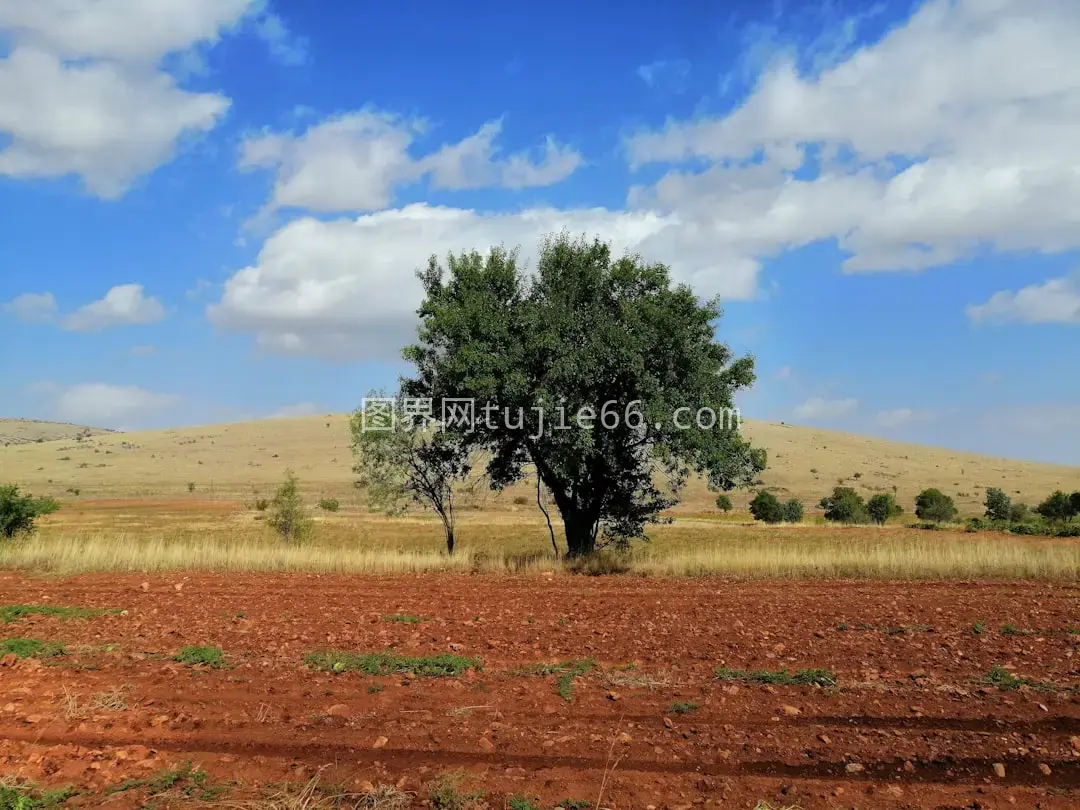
(714, 666, 836, 687)
(305, 651, 481, 677)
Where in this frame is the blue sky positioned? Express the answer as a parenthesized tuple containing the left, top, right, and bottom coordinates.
(1, 0, 1078, 464)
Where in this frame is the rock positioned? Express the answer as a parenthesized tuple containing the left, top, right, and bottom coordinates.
(993, 762, 1006, 778)
(478, 736, 495, 752)
(616, 731, 632, 744)
(1038, 763, 1052, 776)
(779, 705, 801, 717)
(818, 734, 831, 744)
(903, 760, 915, 772)
(606, 691, 619, 701)
(845, 763, 864, 774)
(833, 787, 845, 797)
(663, 717, 675, 729)
(140, 582, 150, 592)
(0, 654, 17, 667)
(173, 583, 183, 592)
(372, 736, 388, 749)
(910, 706, 925, 715)
(23, 714, 43, 724)
(1070, 736, 1080, 753)
(2, 703, 15, 713)
(886, 786, 903, 797)
(326, 704, 350, 717)
(149, 715, 169, 727)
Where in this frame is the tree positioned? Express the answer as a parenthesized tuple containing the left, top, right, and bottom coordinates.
(782, 498, 804, 523)
(0, 485, 60, 539)
(818, 487, 869, 524)
(351, 400, 477, 555)
(1072, 491, 1080, 518)
(867, 492, 903, 525)
(983, 487, 1011, 522)
(401, 234, 766, 557)
(1035, 490, 1076, 524)
(266, 469, 313, 545)
(1009, 502, 1031, 523)
(914, 488, 957, 522)
(749, 490, 785, 523)
(714, 494, 733, 513)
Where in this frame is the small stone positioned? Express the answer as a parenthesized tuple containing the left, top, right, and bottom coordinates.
(886, 786, 903, 797)
(1070, 736, 1080, 752)
(903, 760, 915, 772)
(173, 583, 183, 592)
(140, 582, 150, 592)
(372, 736, 388, 749)
(1038, 763, 1052, 776)
(909, 706, 925, 714)
(663, 717, 675, 729)
(845, 763, 864, 774)
(149, 715, 169, 727)
(833, 787, 845, 797)
(23, 714, 43, 724)
(0, 654, 17, 667)
(993, 762, 1006, 778)
(326, 704, 350, 717)
(606, 691, 619, 701)
(478, 736, 494, 752)
(616, 731, 632, 744)
(780, 704, 801, 717)
(818, 734, 831, 744)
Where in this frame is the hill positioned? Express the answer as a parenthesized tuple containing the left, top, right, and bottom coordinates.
(1, 414, 1076, 515)
(0, 418, 117, 446)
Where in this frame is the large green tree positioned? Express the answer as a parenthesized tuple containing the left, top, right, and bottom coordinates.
(402, 234, 765, 557)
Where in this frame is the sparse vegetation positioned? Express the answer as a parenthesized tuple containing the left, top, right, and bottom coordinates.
(979, 664, 1052, 692)
(428, 773, 485, 810)
(665, 701, 699, 714)
(174, 644, 226, 668)
(0, 604, 114, 623)
(714, 666, 836, 687)
(0, 779, 77, 809)
(715, 494, 733, 513)
(0, 637, 67, 658)
(516, 658, 596, 701)
(110, 761, 223, 802)
(0, 484, 60, 539)
(267, 469, 313, 545)
(317, 497, 340, 512)
(381, 613, 425, 623)
(305, 650, 481, 677)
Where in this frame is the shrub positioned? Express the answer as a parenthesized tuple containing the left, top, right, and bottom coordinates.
(253, 498, 269, 511)
(965, 516, 987, 533)
(1009, 502, 1031, 523)
(914, 488, 957, 522)
(0, 485, 60, 539)
(714, 494, 733, 513)
(317, 497, 340, 512)
(749, 490, 785, 524)
(984, 487, 1011, 522)
(267, 469, 313, 545)
(782, 498, 803, 523)
(187, 482, 196, 493)
(512, 495, 529, 505)
(866, 493, 903, 525)
(818, 487, 869, 524)
(1036, 490, 1077, 524)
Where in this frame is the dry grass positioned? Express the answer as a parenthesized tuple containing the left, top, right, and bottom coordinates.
(61, 685, 131, 718)
(227, 775, 410, 810)
(2, 414, 1078, 514)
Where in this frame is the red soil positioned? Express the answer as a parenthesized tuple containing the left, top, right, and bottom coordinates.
(0, 572, 1078, 808)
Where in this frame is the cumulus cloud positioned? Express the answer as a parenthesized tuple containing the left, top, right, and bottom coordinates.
(252, 9, 308, 66)
(967, 275, 1080, 325)
(52, 383, 179, 426)
(208, 203, 758, 359)
(2, 292, 57, 323)
(63, 284, 166, 332)
(793, 397, 858, 420)
(0, 0, 302, 197)
(625, 0, 1080, 275)
(239, 114, 583, 215)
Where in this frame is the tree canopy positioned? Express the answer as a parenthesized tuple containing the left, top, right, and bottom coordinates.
(401, 233, 765, 557)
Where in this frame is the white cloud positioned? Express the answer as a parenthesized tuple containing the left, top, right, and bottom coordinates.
(637, 59, 691, 93)
(793, 397, 858, 420)
(0, 1, 302, 197)
(63, 285, 165, 332)
(625, 0, 1080, 275)
(239, 114, 583, 215)
(209, 203, 758, 359)
(2, 292, 57, 323)
(252, 10, 308, 66)
(52, 383, 178, 426)
(967, 275, 1080, 325)
(873, 408, 917, 428)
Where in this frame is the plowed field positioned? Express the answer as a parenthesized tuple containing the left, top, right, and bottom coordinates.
(1, 572, 1078, 808)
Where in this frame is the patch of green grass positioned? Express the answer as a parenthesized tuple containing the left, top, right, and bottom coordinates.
(381, 614, 426, 624)
(305, 650, 481, 677)
(367, 684, 385, 694)
(714, 666, 836, 687)
(109, 762, 223, 802)
(1000, 624, 1032, 636)
(0, 605, 117, 624)
(558, 800, 590, 810)
(836, 622, 849, 631)
(972, 620, 988, 635)
(428, 773, 484, 810)
(0, 779, 77, 809)
(0, 638, 67, 659)
(516, 658, 596, 701)
(664, 701, 699, 714)
(173, 645, 226, 668)
(978, 664, 1053, 692)
(507, 795, 541, 810)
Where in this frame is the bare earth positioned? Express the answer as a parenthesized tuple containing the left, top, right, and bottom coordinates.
(1, 572, 1078, 808)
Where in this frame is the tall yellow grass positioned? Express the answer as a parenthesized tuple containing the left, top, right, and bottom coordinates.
(4, 530, 1078, 580)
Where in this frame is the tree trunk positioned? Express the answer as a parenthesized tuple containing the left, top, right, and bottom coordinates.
(563, 510, 597, 558)
(443, 523, 455, 555)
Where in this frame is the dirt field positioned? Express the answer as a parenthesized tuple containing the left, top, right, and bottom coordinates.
(1, 572, 1078, 808)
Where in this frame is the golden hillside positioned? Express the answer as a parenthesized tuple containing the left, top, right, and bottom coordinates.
(1, 415, 1077, 515)
(0, 418, 116, 446)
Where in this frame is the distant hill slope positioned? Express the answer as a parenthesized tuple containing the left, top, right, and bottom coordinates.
(0, 418, 117, 446)
(1, 414, 1077, 515)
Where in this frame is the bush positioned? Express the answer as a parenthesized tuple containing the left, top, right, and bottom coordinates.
(267, 469, 313, 545)
(749, 490, 785, 524)
(983, 487, 1011, 522)
(1035, 490, 1077, 524)
(253, 498, 269, 511)
(318, 497, 340, 512)
(1008, 502, 1031, 523)
(867, 493, 903, 525)
(965, 516, 987, 533)
(782, 498, 803, 523)
(0, 485, 60, 539)
(818, 487, 869, 524)
(714, 494, 733, 513)
(914, 488, 957, 522)
(187, 481, 196, 493)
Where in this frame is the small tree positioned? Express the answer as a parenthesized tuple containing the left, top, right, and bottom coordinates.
(782, 498, 803, 523)
(749, 490, 785, 524)
(1009, 502, 1031, 523)
(714, 494, 733, 513)
(867, 492, 903, 525)
(914, 488, 957, 522)
(351, 402, 476, 555)
(0, 485, 60, 539)
(267, 469, 313, 545)
(983, 487, 1011, 522)
(818, 487, 869, 524)
(1036, 490, 1076, 524)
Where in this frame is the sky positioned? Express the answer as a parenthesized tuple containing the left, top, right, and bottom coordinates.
(1, 0, 1078, 464)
